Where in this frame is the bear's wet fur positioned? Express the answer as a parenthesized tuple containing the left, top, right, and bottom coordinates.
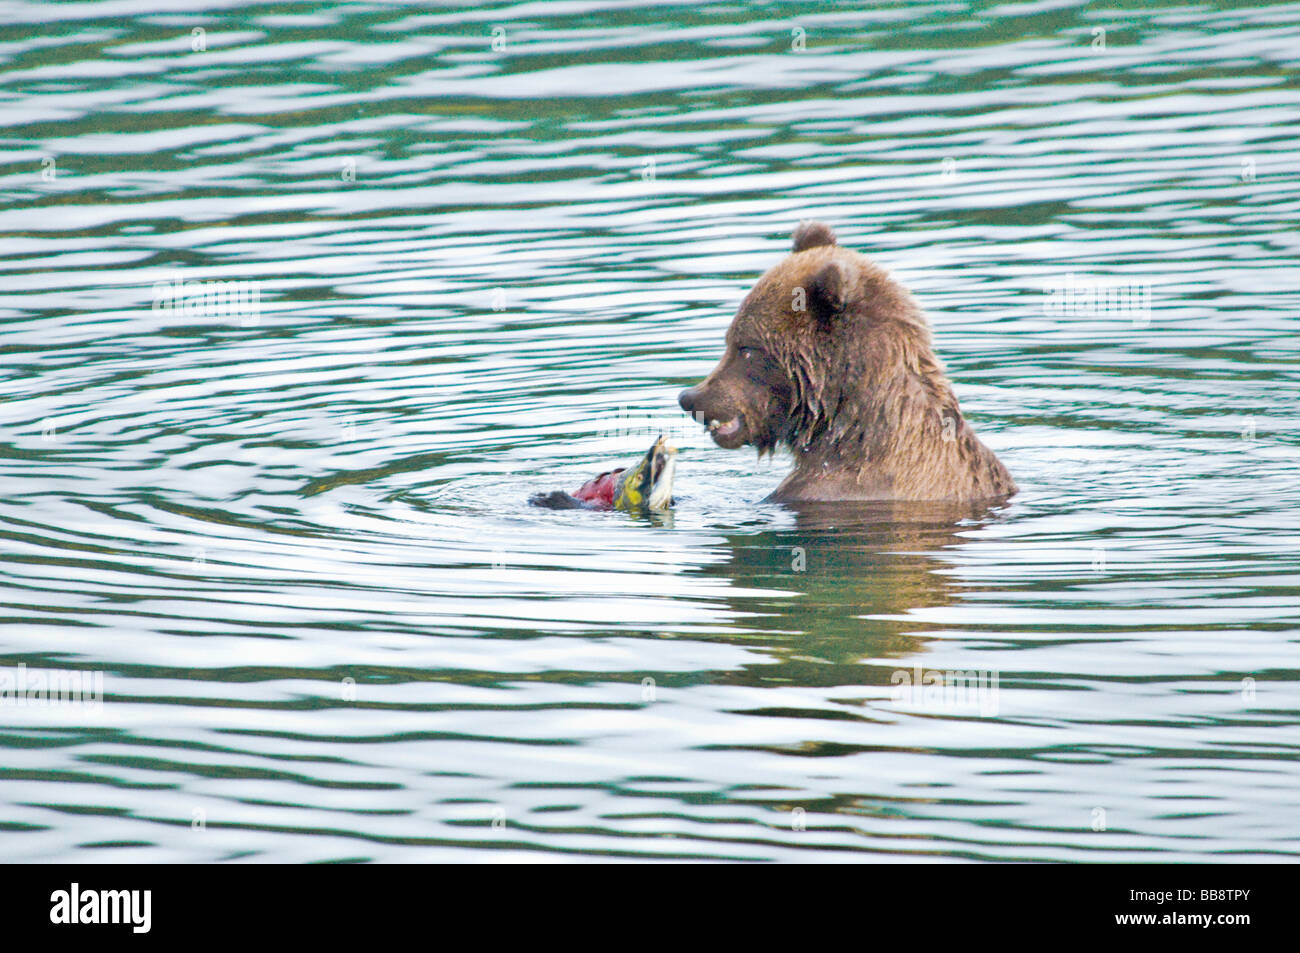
(678, 220, 1016, 503)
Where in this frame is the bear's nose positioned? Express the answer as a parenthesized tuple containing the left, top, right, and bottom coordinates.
(678, 387, 698, 413)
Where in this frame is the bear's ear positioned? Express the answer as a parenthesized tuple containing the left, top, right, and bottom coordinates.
(806, 259, 849, 325)
(792, 220, 837, 253)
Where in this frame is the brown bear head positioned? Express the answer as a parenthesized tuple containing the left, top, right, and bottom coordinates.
(678, 219, 944, 459)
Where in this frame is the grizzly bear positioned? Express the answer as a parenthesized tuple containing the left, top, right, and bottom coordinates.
(678, 221, 1016, 503)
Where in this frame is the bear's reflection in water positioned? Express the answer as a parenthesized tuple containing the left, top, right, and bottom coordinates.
(696, 501, 1007, 690)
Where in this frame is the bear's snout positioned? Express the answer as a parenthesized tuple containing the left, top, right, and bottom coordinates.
(678, 379, 751, 450)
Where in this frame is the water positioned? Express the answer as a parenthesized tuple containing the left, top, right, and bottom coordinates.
(1, 0, 1299, 862)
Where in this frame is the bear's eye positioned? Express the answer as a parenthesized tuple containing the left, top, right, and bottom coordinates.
(739, 347, 761, 360)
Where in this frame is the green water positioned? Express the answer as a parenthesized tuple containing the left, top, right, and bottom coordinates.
(1, 0, 1299, 861)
